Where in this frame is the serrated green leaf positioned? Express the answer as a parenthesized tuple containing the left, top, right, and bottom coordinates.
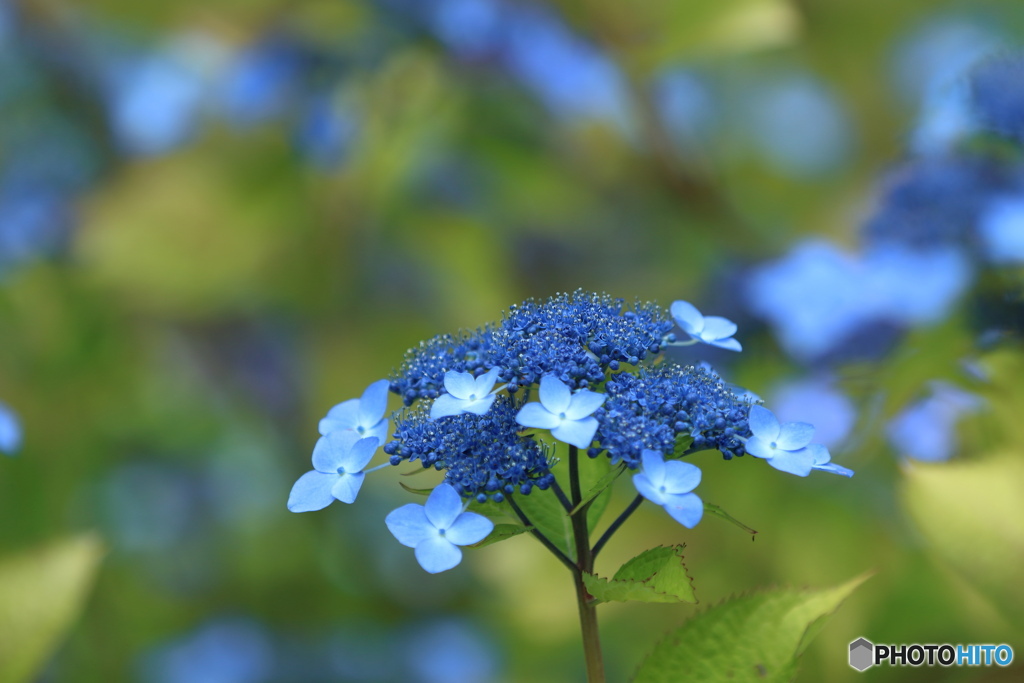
(632, 574, 868, 683)
(470, 524, 532, 548)
(902, 453, 1024, 630)
(583, 545, 696, 605)
(703, 502, 758, 537)
(0, 534, 105, 683)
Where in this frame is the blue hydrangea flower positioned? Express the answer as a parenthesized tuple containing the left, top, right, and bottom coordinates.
(670, 300, 741, 352)
(978, 195, 1024, 264)
(632, 449, 703, 528)
(318, 379, 390, 441)
(515, 375, 605, 449)
(287, 433, 380, 512)
(385, 483, 494, 573)
(745, 406, 853, 477)
(430, 368, 502, 420)
(0, 402, 21, 456)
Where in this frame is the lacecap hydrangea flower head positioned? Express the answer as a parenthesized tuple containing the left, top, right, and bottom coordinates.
(288, 291, 852, 574)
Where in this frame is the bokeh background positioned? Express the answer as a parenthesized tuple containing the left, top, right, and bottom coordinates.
(1, 0, 1024, 681)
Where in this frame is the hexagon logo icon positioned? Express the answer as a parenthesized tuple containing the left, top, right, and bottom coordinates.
(849, 637, 874, 671)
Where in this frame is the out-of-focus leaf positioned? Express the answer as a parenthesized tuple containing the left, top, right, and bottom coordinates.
(632, 574, 867, 682)
(703, 502, 758, 537)
(902, 453, 1024, 631)
(583, 545, 696, 604)
(0, 534, 104, 683)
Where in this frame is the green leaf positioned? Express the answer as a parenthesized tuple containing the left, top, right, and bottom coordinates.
(584, 545, 696, 605)
(0, 534, 105, 683)
(398, 481, 434, 495)
(470, 524, 532, 548)
(703, 502, 758, 537)
(569, 462, 625, 517)
(632, 574, 868, 683)
(902, 453, 1024, 630)
(511, 487, 576, 560)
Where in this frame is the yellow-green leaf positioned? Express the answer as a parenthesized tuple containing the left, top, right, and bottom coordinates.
(584, 545, 696, 604)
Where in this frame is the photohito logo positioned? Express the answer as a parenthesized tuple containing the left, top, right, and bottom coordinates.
(849, 638, 1014, 671)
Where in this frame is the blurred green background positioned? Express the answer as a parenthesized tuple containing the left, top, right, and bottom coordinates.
(1, 0, 1023, 681)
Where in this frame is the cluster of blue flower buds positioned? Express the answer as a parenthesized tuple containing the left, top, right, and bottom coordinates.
(288, 291, 852, 573)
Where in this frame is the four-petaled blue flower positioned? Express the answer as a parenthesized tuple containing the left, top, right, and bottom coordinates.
(515, 375, 605, 449)
(745, 405, 852, 477)
(430, 368, 502, 420)
(632, 449, 704, 528)
(318, 379, 391, 441)
(385, 483, 495, 573)
(287, 433, 380, 512)
(670, 300, 742, 352)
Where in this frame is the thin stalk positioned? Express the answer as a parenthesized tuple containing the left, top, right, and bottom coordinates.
(592, 494, 643, 559)
(550, 479, 573, 512)
(506, 494, 576, 572)
(568, 446, 605, 683)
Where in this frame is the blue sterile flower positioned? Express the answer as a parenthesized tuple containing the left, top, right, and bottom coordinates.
(0, 401, 22, 456)
(385, 483, 494, 574)
(632, 449, 703, 528)
(287, 433, 379, 512)
(430, 368, 502, 420)
(771, 377, 855, 448)
(515, 375, 605, 449)
(670, 300, 741, 352)
(978, 195, 1024, 264)
(886, 382, 981, 462)
(745, 405, 852, 477)
(318, 379, 390, 441)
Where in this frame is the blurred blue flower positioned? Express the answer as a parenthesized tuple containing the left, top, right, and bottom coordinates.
(294, 94, 358, 169)
(0, 187, 72, 272)
(287, 434, 380, 512)
(744, 74, 850, 177)
(654, 69, 717, 152)
(218, 38, 306, 127)
(978, 195, 1024, 264)
(771, 377, 855, 448)
(407, 619, 500, 683)
(430, 0, 504, 59)
(98, 461, 199, 552)
(887, 382, 982, 462)
(515, 374, 605, 449)
(970, 53, 1024, 142)
(0, 401, 21, 455)
(632, 449, 703, 528)
(385, 483, 494, 573)
(318, 378, 390, 440)
(863, 243, 972, 325)
(910, 81, 977, 155)
(141, 617, 274, 683)
(430, 367, 502, 420)
(670, 300, 741, 352)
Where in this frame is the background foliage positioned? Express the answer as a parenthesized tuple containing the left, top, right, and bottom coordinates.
(1, 0, 1023, 681)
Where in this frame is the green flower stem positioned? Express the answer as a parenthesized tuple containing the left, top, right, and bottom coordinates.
(506, 494, 576, 572)
(550, 479, 574, 512)
(592, 494, 643, 559)
(569, 446, 606, 683)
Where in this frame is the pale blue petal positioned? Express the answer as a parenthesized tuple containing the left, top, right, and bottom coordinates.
(430, 394, 467, 420)
(331, 472, 365, 504)
(709, 337, 742, 352)
(662, 460, 701, 494)
(365, 419, 390, 443)
(776, 422, 815, 450)
(639, 449, 666, 485)
(312, 431, 360, 473)
(339, 436, 379, 472)
(766, 448, 815, 476)
(445, 512, 494, 545)
(663, 493, 703, 528)
(318, 399, 360, 435)
(461, 394, 497, 416)
(700, 316, 738, 341)
(633, 473, 667, 506)
(551, 417, 599, 449)
(425, 483, 463, 530)
(539, 375, 572, 414)
(515, 403, 561, 430)
(813, 462, 854, 477)
(744, 435, 776, 459)
(670, 300, 704, 335)
(415, 537, 463, 573)
(444, 370, 477, 399)
(748, 405, 780, 440)
(357, 379, 390, 426)
(565, 390, 606, 420)
(386, 504, 435, 547)
(808, 443, 831, 465)
(473, 367, 501, 396)
(287, 471, 337, 512)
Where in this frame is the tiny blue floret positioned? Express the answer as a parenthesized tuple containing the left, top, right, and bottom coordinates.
(287, 433, 380, 512)
(632, 449, 703, 528)
(670, 300, 742, 351)
(318, 379, 391, 441)
(515, 375, 605, 449)
(430, 368, 502, 420)
(385, 483, 494, 573)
